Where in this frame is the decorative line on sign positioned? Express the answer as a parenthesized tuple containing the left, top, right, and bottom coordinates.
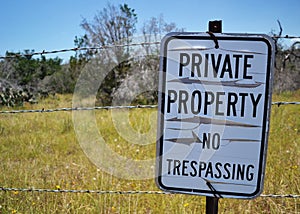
(168, 78, 264, 88)
(167, 116, 260, 128)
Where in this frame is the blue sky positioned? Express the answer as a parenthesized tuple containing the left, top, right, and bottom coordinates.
(0, 0, 299, 61)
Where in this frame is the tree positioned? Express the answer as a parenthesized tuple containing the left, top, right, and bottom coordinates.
(76, 6, 185, 105)
(80, 3, 137, 64)
(77, 3, 138, 105)
(142, 14, 184, 55)
(1, 50, 61, 88)
(109, 16, 184, 106)
(0, 51, 63, 106)
(67, 35, 94, 92)
(0, 50, 63, 97)
(271, 20, 300, 92)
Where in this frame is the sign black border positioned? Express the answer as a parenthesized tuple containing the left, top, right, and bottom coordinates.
(156, 34, 274, 198)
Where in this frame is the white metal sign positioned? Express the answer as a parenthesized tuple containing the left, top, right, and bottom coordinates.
(156, 32, 274, 198)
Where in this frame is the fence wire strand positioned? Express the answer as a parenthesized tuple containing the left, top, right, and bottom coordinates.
(0, 42, 160, 59)
(0, 104, 158, 114)
(0, 36, 300, 59)
(272, 101, 300, 107)
(0, 187, 299, 198)
(0, 102, 299, 114)
(273, 35, 300, 39)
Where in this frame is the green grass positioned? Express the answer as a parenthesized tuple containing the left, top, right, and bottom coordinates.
(0, 92, 299, 213)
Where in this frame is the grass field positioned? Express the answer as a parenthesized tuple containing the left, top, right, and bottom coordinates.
(0, 91, 299, 213)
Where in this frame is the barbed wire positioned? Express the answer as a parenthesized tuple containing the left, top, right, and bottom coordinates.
(0, 102, 299, 114)
(0, 35, 300, 59)
(0, 42, 160, 59)
(0, 104, 158, 114)
(273, 35, 300, 39)
(0, 187, 299, 198)
(272, 101, 300, 107)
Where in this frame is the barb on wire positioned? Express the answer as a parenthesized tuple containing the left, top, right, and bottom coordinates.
(0, 42, 161, 59)
(0, 187, 299, 198)
(0, 101, 299, 114)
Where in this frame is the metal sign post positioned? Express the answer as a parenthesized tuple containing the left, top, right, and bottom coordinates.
(206, 196, 219, 214)
(206, 20, 222, 214)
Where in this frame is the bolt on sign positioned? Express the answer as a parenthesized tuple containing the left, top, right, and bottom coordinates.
(156, 32, 275, 198)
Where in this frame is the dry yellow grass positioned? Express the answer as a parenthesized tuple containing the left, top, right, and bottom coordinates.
(0, 92, 299, 213)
